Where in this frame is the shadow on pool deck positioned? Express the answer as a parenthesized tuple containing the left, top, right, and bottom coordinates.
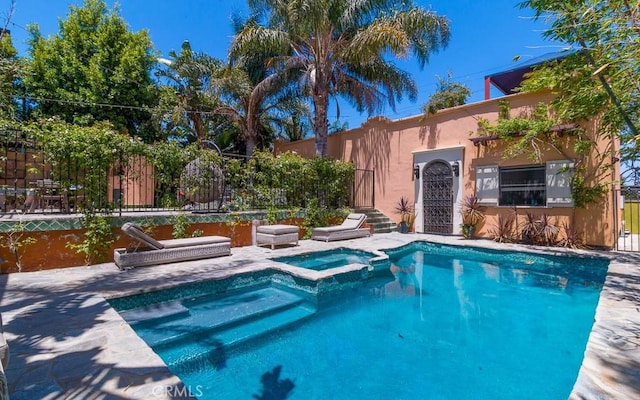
(0, 254, 281, 399)
(0, 233, 639, 399)
(0, 274, 197, 399)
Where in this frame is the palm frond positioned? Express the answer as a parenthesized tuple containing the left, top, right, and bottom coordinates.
(229, 26, 291, 63)
(392, 8, 450, 67)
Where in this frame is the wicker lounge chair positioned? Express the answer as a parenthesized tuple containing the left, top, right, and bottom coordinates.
(114, 222, 231, 270)
(311, 213, 371, 242)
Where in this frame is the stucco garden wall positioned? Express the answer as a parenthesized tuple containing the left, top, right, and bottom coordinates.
(275, 91, 617, 248)
(0, 212, 312, 273)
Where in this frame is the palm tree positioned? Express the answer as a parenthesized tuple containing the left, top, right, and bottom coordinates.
(210, 64, 278, 156)
(280, 100, 313, 142)
(230, 0, 450, 157)
(155, 41, 225, 145)
(213, 16, 309, 156)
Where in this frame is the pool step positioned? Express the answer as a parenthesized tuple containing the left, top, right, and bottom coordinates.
(119, 301, 189, 325)
(166, 303, 316, 375)
(126, 286, 316, 374)
(134, 287, 310, 348)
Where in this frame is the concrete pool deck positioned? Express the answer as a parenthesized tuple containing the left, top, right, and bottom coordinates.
(0, 232, 638, 399)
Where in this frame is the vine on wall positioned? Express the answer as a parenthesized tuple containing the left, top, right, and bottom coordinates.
(474, 100, 610, 209)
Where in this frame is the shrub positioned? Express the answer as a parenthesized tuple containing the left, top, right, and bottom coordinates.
(558, 222, 585, 249)
(460, 195, 485, 226)
(488, 214, 515, 243)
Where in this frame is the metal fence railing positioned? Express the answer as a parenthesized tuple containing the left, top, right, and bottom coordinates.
(614, 186, 640, 252)
(1, 130, 374, 215)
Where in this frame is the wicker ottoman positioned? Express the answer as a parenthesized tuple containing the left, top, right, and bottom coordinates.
(256, 224, 300, 249)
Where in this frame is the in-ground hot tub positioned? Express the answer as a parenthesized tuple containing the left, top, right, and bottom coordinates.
(272, 248, 377, 271)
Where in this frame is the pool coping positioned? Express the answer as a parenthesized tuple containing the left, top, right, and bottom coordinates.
(0, 232, 638, 399)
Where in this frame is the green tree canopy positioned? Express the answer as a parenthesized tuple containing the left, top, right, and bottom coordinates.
(230, 0, 450, 157)
(0, 30, 18, 119)
(24, 0, 158, 141)
(519, 0, 640, 180)
(215, 14, 310, 156)
(154, 40, 231, 145)
(422, 72, 471, 115)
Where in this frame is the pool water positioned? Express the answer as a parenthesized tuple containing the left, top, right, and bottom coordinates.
(117, 242, 608, 399)
(272, 248, 376, 271)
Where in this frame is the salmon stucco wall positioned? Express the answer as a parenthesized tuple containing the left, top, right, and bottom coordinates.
(0, 217, 309, 273)
(275, 91, 617, 248)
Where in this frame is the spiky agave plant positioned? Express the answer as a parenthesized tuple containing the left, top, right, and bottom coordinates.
(521, 212, 539, 245)
(460, 195, 485, 226)
(488, 214, 515, 243)
(394, 196, 414, 232)
(537, 214, 559, 246)
(558, 222, 585, 249)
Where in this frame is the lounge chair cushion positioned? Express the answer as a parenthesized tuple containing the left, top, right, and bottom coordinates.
(161, 236, 231, 249)
(115, 223, 232, 269)
(122, 222, 164, 250)
(311, 213, 370, 242)
(312, 225, 353, 233)
(257, 224, 300, 235)
(340, 213, 366, 229)
(314, 214, 366, 233)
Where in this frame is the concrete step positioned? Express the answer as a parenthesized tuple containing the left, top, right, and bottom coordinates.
(356, 208, 399, 234)
(366, 216, 389, 223)
(373, 225, 398, 233)
(370, 222, 397, 229)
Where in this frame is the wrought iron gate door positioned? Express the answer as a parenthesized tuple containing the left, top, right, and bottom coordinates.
(423, 161, 453, 234)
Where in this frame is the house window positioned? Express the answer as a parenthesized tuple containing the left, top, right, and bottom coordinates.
(475, 160, 574, 207)
(499, 165, 546, 206)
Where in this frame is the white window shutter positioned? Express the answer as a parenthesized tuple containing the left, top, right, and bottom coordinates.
(546, 160, 574, 207)
(476, 165, 499, 205)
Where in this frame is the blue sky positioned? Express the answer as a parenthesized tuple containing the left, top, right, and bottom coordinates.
(5, 0, 560, 129)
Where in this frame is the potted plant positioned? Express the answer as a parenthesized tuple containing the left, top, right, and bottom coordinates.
(461, 223, 475, 239)
(394, 196, 414, 233)
(460, 195, 485, 239)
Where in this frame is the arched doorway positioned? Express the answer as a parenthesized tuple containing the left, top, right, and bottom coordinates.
(422, 161, 454, 234)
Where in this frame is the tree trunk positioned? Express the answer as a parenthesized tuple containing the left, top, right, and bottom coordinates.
(191, 113, 206, 144)
(313, 91, 329, 157)
(245, 134, 256, 157)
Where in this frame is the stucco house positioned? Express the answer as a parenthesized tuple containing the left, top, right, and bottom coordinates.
(275, 61, 618, 248)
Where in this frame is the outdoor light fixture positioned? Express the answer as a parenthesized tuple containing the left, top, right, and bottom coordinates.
(451, 161, 460, 177)
(413, 165, 420, 179)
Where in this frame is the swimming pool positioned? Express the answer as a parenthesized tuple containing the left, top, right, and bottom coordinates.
(112, 241, 608, 399)
(272, 248, 377, 271)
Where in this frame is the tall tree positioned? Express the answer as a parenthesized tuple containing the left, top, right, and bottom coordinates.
(280, 102, 313, 142)
(519, 0, 640, 175)
(24, 0, 158, 140)
(215, 15, 308, 156)
(0, 1, 18, 119)
(0, 30, 18, 119)
(155, 41, 229, 145)
(230, 0, 450, 157)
